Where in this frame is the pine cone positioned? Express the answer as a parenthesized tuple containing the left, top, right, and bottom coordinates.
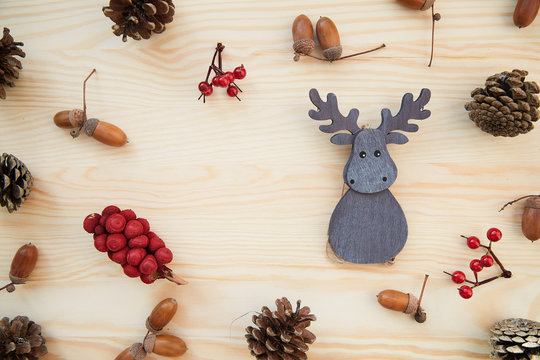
(0, 153, 33, 213)
(0, 28, 25, 100)
(246, 298, 316, 360)
(490, 318, 540, 359)
(465, 69, 540, 137)
(0, 316, 47, 360)
(103, 0, 175, 42)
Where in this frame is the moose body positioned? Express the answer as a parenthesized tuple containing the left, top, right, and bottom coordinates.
(309, 88, 431, 264)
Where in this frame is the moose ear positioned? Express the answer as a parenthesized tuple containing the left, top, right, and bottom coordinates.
(386, 132, 409, 145)
(330, 133, 355, 145)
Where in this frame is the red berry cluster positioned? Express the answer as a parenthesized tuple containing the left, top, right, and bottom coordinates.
(198, 43, 246, 102)
(83, 206, 186, 285)
(444, 227, 511, 299)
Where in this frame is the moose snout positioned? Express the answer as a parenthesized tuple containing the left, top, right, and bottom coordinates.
(383, 177, 387, 182)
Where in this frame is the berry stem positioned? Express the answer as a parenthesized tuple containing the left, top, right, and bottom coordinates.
(499, 195, 540, 212)
(472, 274, 503, 288)
(473, 271, 479, 284)
(480, 245, 511, 276)
(0, 282, 14, 292)
(211, 65, 243, 92)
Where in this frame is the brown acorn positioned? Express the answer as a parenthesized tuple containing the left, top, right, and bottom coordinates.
(152, 335, 187, 357)
(316, 17, 342, 62)
(146, 298, 178, 332)
(377, 275, 429, 323)
(114, 347, 134, 360)
(53, 69, 128, 147)
(1, 243, 38, 293)
(500, 195, 540, 241)
(514, 0, 540, 28)
(397, 0, 435, 10)
(292, 14, 315, 60)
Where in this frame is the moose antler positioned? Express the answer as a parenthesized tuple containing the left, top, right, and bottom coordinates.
(379, 88, 431, 145)
(308, 88, 360, 145)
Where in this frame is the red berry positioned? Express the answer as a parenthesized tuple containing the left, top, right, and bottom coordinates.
(93, 234, 108, 252)
(128, 235, 149, 248)
(124, 220, 144, 239)
(99, 215, 108, 227)
(466, 236, 480, 249)
(120, 209, 137, 221)
(139, 254, 158, 275)
(470, 259, 483, 272)
(225, 72, 235, 83)
(127, 248, 147, 266)
(233, 65, 246, 80)
(94, 225, 105, 236)
(211, 76, 220, 87)
(451, 271, 466, 284)
(481, 254, 494, 267)
(106, 213, 127, 233)
(140, 274, 156, 284)
(147, 231, 156, 238)
(198, 81, 211, 93)
(148, 236, 165, 253)
(111, 247, 129, 265)
(487, 228, 502, 242)
(123, 264, 141, 278)
(155, 247, 173, 265)
(217, 75, 230, 87)
(458, 285, 473, 299)
(137, 218, 150, 234)
(106, 234, 127, 252)
(227, 85, 238, 97)
(102, 205, 121, 216)
(83, 213, 101, 233)
(203, 86, 213, 96)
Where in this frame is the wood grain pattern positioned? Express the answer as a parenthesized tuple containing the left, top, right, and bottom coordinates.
(0, 0, 539, 359)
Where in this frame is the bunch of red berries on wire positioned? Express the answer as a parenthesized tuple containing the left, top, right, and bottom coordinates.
(83, 205, 187, 285)
(198, 43, 246, 102)
(444, 228, 512, 299)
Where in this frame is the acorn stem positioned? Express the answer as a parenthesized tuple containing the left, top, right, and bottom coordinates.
(428, 6, 437, 67)
(83, 69, 96, 119)
(417, 274, 429, 308)
(300, 43, 386, 62)
(0, 282, 14, 292)
(499, 195, 540, 212)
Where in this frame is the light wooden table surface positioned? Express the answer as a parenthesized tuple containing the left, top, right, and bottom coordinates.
(1, 1, 539, 359)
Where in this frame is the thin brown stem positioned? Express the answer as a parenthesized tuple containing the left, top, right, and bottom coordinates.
(499, 195, 539, 212)
(299, 43, 386, 62)
(0, 282, 14, 292)
(83, 69, 96, 119)
(472, 274, 502, 288)
(163, 273, 188, 285)
(211, 64, 243, 92)
(417, 274, 429, 308)
(480, 245, 511, 277)
(428, 6, 436, 67)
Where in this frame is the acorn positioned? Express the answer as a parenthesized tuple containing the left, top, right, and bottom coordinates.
(292, 14, 315, 60)
(146, 298, 178, 332)
(396, 0, 435, 10)
(514, 0, 540, 28)
(377, 275, 429, 323)
(500, 195, 540, 241)
(316, 17, 342, 62)
(115, 335, 187, 360)
(1, 243, 38, 293)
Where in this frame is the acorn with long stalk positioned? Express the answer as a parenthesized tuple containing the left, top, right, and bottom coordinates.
(396, 0, 441, 67)
(377, 274, 429, 323)
(0, 243, 38, 293)
(53, 69, 128, 147)
(500, 195, 540, 242)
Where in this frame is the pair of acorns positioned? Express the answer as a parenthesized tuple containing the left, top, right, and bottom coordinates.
(115, 298, 187, 360)
(292, 15, 385, 62)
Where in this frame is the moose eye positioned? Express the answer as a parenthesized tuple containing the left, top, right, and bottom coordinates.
(374, 150, 381, 157)
(359, 151, 366, 158)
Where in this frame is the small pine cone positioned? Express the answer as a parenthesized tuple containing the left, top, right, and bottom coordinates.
(103, 0, 175, 42)
(0, 316, 48, 360)
(0, 153, 33, 213)
(490, 318, 540, 359)
(246, 297, 316, 360)
(0, 28, 25, 100)
(465, 69, 540, 137)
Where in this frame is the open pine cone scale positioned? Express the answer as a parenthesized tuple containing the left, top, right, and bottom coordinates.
(0, 316, 47, 359)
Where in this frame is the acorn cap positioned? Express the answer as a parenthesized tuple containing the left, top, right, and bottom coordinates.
(404, 293, 419, 314)
(293, 38, 315, 55)
(323, 45, 342, 62)
(525, 196, 540, 209)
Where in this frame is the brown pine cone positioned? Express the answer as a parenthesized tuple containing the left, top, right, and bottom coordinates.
(103, 0, 175, 42)
(0, 153, 33, 213)
(0, 28, 25, 100)
(465, 69, 539, 137)
(490, 318, 540, 359)
(0, 316, 48, 360)
(246, 298, 316, 360)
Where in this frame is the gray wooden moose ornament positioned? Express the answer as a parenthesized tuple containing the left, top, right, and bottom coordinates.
(308, 88, 431, 264)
